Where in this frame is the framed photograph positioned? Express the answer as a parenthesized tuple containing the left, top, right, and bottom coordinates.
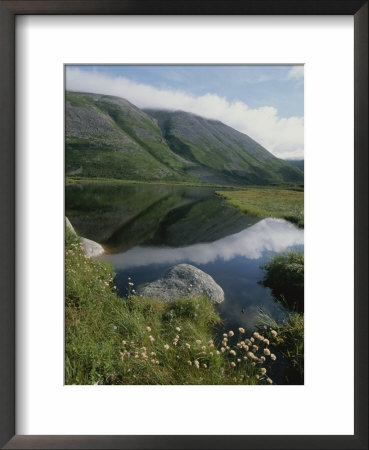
(1, 1, 367, 449)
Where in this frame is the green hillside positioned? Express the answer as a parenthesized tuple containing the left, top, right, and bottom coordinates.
(66, 92, 194, 182)
(66, 92, 303, 186)
(285, 159, 304, 171)
(145, 109, 303, 185)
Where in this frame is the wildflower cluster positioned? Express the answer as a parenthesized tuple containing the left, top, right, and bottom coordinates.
(120, 338, 160, 365)
(117, 321, 278, 385)
(219, 329, 277, 384)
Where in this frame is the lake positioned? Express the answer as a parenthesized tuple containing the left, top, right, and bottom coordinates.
(66, 182, 304, 333)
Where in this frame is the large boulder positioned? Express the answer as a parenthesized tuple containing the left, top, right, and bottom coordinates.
(137, 264, 224, 304)
(80, 237, 104, 257)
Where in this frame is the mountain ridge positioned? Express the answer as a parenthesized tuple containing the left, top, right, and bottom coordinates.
(65, 91, 303, 186)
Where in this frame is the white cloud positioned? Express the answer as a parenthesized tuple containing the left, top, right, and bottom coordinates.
(287, 66, 304, 80)
(66, 67, 304, 159)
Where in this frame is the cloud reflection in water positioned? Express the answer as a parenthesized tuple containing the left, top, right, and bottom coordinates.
(103, 218, 304, 270)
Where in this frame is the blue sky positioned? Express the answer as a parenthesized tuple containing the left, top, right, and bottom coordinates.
(70, 65, 303, 117)
(66, 65, 304, 159)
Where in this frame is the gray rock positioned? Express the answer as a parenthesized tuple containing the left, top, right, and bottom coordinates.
(66, 216, 104, 257)
(137, 264, 224, 304)
(65, 216, 77, 235)
(80, 237, 104, 257)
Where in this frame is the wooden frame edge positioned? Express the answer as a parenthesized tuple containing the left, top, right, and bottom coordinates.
(0, 1, 367, 449)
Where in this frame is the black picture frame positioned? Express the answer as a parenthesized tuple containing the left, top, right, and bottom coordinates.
(0, 1, 367, 449)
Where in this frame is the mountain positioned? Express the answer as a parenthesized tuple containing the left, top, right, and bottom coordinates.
(66, 91, 303, 185)
(285, 159, 304, 171)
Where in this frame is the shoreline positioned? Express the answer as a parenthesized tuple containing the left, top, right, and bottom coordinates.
(66, 176, 304, 192)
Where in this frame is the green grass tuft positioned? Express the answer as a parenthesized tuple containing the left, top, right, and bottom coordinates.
(261, 251, 304, 312)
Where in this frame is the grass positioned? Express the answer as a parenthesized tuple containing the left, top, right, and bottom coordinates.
(65, 228, 279, 385)
(216, 188, 304, 227)
(261, 251, 304, 312)
(66, 176, 217, 188)
(66, 176, 256, 189)
(256, 310, 304, 385)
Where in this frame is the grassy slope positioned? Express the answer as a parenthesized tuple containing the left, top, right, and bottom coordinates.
(66, 92, 195, 183)
(65, 228, 278, 385)
(216, 188, 304, 227)
(146, 109, 304, 185)
(285, 159, 304, 171)
(172, 137, 303, 185)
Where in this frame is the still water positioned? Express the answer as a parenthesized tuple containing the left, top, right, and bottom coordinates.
(66, 182, 304, 332)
